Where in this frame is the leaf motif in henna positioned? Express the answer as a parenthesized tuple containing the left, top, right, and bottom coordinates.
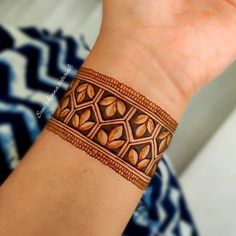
(77, 91, 86, 103)
(61, 97, 69, 110)
(97, 130, 108, 146)
(136, 123, 146, 137)
(139, 145, 150, 161)
(108, 125, 123, 141)
(159, 131, 169, 139)
(59, 108, 70, 117)
(137, 159, 150, 171)
(117, 100, 126, 115)
(147, 119, 154, 133)
(100, 96, 116, 106)
(79, 122, 95, 131)
(128, 149, 138, 166)
(107, 140, 125, 149)
(68, 79, 77, 90)
(167, 134, 172, 145)
(76, 83, 87, 92)
(159, 138, 168, 153)
(134, 115, 148, 124)
(80, 109, 91, 125)
(72, 114, 80, 128)
(106, 103, 117, 117)
(87, 84, 95, 98)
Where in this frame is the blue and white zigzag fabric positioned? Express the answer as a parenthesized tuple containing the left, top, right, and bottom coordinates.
(0, 25, 198, 236)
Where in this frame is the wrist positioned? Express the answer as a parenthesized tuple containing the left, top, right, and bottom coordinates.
(83, 31, 190, 121)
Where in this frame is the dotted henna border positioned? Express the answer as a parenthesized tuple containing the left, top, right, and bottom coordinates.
(78, 67, 178, 133)
(47, 120, 149, 190)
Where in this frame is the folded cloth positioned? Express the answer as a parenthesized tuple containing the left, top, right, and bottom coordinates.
(0, 25, 198, 236)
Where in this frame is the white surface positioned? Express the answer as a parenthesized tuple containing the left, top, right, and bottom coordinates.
(180, 109, 236, 236)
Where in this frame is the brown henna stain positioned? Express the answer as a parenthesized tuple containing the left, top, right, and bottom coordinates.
(47, 68, 177, 189)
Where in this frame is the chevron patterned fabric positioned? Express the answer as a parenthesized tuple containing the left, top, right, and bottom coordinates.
(0, 25, 198, 236)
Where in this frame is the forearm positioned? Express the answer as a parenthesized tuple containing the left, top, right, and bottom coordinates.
(0, 32, 188, 236)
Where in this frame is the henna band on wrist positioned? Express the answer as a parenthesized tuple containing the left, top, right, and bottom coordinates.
(46, 67, 178, 189)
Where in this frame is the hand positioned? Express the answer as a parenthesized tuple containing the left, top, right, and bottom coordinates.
(101, 0, 236, 97)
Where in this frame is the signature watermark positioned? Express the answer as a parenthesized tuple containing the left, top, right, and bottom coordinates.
(36, 64, 73, 118)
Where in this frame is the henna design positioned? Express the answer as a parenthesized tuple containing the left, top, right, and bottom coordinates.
(47, 67, 177, 189)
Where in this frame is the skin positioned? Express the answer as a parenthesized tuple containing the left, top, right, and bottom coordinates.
(102, 0, 236, 94)
(0, 1, 236, 235)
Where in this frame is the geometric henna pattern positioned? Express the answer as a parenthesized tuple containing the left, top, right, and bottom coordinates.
(47, 67, 178, 189)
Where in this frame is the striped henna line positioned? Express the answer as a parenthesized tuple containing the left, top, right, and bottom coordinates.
(46, 67, 177, 189)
